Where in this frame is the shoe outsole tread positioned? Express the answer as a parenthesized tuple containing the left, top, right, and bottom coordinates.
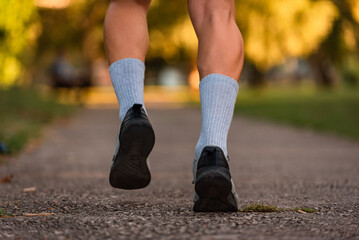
(193, 146, 238, 212)
(193, 170, 238, 212)
(109, 119, 155, 190)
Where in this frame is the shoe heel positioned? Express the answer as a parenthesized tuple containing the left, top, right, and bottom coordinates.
(195, 169, 232, 199)
(110, 120, 155, 190)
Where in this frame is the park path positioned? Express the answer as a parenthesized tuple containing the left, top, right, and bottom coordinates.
(1, 106, 359, 239)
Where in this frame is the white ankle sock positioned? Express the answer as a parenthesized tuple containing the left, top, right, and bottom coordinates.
(109, 58, 145, 121)
(194, 74, 239, 161)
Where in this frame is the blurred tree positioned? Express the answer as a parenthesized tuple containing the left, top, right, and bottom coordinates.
(35, 0, 108, 62)
(28, 0, 109, 87)
(148, 0, 340, 87)
(147, 0, 195, 63)
(36, 0, 191, 66)
(0, 0, 38, 87)
(236, 0, 338, 86)
(146, 1, 196, 84)
(3, 0, 357, 88)
(309, 0, 359, 87)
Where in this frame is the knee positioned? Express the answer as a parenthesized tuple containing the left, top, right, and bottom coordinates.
(189, 0, 234, 25)
(110, 0, 151, 10)
(135, 0, 151, 8)
(204, 0, 232, 14)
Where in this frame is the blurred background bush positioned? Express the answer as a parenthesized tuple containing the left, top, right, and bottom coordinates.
(0, 0, 359, 155)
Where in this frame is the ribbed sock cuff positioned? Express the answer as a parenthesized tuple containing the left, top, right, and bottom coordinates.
(200, 74, 239, 93)
(109, 58, 145, 121)
(194, 73, 239, 161)
(109, 58, 145, 75)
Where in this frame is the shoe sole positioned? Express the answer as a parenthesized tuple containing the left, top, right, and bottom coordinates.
(109, 119, 155, 189)
(193, 168, 238, 212)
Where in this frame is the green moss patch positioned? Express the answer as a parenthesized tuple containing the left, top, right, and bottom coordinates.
(241, 203, 317, 213)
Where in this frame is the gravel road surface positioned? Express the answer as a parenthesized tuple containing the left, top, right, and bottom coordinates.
(1, 106, 359, 239)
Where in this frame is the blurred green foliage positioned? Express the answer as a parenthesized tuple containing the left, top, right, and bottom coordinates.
(307, 0, 359, 87)
(235, 87, 359, 140)
(36, 1, 108, 60)
(147, 0, 195, 62)
(237, 0, 337, 70)
(0, 0, 38, 87)
(0, 88, 75, 154)
(341, 57, 359, 87)
(0, 0, 358, 87)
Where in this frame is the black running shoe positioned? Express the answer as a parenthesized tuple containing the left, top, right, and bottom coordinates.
(193, 146, 238, 212)
(109, 104, 155, 189)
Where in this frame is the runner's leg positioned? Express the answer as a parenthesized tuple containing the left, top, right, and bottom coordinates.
(188, 0, 244, 81)
(104, 0, 150, 64)
(188, 0, 244, 211)
(104, 0, 155, 190)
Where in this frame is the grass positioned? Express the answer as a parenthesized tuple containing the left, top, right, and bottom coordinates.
(0, 87, 75, 156)
(293, 207, 317, 213)
(0, 209, 14, 217)
(242, 203, 286, 212)
(235, 86, 359, 141)
(241, 203, 317, 213)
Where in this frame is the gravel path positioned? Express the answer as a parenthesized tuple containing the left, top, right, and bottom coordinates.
(1, 106, 359, 239)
